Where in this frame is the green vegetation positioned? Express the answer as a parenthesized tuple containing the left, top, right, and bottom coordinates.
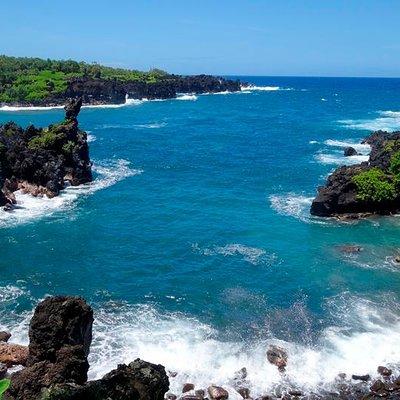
(0, 55, 169, 102)
(28, 123, 67, 150)
(0, 379, 10, 399)
(389, 150, 400, 175)
(352, 168, 396, 202)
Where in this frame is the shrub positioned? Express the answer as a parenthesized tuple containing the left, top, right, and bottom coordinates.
(389, 151, 400, 176)
(0, 379, 10, 399)
(352, 168, 396, 202)
(28, 129, 60, 150)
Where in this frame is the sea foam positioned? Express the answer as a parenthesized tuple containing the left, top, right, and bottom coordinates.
(339, 111, 400, 131)
(86, 295, 400, 397)
(0, 159, 142, 228)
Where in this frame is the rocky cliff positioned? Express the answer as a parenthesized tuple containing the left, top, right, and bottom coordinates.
(0, 98, 92, 208)
(311, 130, 400, 217)
(5, 75, 241, 107)
(3, 296, 169, 400)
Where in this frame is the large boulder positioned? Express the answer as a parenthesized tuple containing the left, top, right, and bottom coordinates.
(344, 146, 358, 157)
(28, 296, 93, 365)
(5, 296, 93, 400)
(43, 359, 169, 400)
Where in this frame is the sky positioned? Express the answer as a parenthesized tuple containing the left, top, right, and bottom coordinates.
(1, 0, 400, 77)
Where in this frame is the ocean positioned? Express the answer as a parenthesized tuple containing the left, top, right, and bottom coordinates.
(0, 77, 399, 398)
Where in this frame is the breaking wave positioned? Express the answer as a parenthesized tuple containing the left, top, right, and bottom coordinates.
(0, 159, 142, 228)
(339, 111, 400, 131)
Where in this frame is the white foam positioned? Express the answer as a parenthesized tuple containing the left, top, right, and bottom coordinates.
(0, 95, 146, 112)
(309, 140, 319, 144)
(324, 139, 371, 153)
(0, 159, 142, 228)
(269, 194, 314, 222)
(321, 98, 327, 102)
(87, 134, 96, 142)
(176, 94, 198, 101)
(339, 111, 400, 131)
(86, 295, 400, 397)
(315, 153, 369, 165)
(192, 243, 276, 266)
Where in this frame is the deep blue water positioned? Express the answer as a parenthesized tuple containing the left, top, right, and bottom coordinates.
(0, 77, 399, 396)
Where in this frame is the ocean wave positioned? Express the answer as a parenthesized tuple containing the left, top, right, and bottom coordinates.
(192, 243, 277, 266)
(176, 94, 198, 101)
(269, 194, 315, 223)
(96, 122, 167, 130)
(0, 96, 145, 112)
(1, 288, 398, 397)
(86, 295, 400, 397)
(242, 85, 293, 92)
(324, 139, 370, 153)
(87, 134, 96, 142)
(339, 110, 400, 131)
(315, 153, 369, 165)
(0, 159, 142, 228)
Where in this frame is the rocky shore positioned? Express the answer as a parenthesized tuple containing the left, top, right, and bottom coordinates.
(0, 98, 92, 209)
(1, 75, 241, 108)
(0, 296, 398, 400)
(311, 130, 400, 218)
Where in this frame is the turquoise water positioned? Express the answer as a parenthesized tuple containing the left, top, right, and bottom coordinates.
(0, 78, 400, 396)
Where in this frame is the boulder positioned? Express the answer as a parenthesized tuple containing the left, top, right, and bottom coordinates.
(352, 374, 370, 381)
(0, 343, 28, 367)
(344, 147, 358, 157)
(28, 296, 93, 365)
(0, 363, 7, 379)
(266, 345, 287, 371)
(208, 385, 229, 399)
(0, 331, 11, 342)
(5, 296, 93, 400)
(182, 383, 195, 392)
(42, 359, 169, 400)
(377, 366, 392, 377)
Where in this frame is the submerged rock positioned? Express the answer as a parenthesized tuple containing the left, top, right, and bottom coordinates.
(344, 146, 358, 157)
(266, 345, 288, 371)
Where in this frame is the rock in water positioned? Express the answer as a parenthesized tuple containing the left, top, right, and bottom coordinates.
(266, 345, 288, 371)
(43, 359, 169, 400)
(311, 130, 400, 217)
(0, 343, 28, 367)
(208, 385, 229, 399)
(0, 97, 92, 207)
(64, 97, 82, 121)
(5, 296, 93, 400)
(344, 146, 358, 157)
(4, 297, 170, 400)
(0, 331, 11, 342)
(28, 296, 93, 365)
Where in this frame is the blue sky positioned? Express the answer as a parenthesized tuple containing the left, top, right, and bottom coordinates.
(2, 0, 400, 77)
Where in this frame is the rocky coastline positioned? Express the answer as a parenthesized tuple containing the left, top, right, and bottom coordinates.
(0, 296, 398, 400)
(0, 75, 242, 108)
(0, 98, 92, 209)
(311, 130, 400, 218)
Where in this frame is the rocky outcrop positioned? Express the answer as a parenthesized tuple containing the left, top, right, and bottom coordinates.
(7, 75, 241, 107)
(0, 98, 92, 209)
(4, 296, 169, 400)
(344, 146, 358, 156)
(43, 359, 169, 400)
(311, 130, 400, 217)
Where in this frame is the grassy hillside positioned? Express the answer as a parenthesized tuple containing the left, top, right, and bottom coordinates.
(0, 55, 168, 102)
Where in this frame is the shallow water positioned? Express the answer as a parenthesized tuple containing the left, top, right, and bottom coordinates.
(0, 77, 400, 397)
